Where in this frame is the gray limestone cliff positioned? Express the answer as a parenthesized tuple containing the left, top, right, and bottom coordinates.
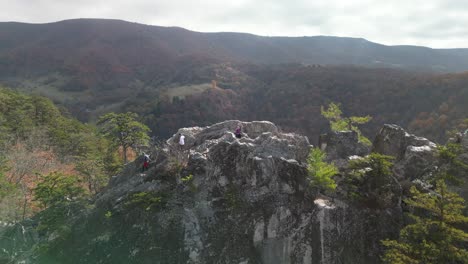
(1, 121, 457, 264)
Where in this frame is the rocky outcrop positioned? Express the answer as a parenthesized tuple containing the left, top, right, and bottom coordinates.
(29, 120, 402, 264)
(6, 121, 442, 264)
(461, 132, 468, 159)
(372, 124, 437, 180)
(319, 130, 370, 168)
(172, 120, 310, 162)
(70, 120, 332, 264)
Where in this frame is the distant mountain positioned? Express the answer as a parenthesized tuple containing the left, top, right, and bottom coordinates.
(1, 18, 468, 75)
(1, 19, 468, 143)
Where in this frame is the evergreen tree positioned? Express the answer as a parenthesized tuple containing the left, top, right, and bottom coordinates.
(347, 153, 397, 208)
(0, 88, 117, 220)
(33, 172, 85, 209)
(33, 172, 87, 241)
(321, 102, 372, 145)
(382, 180, 468, 264)
(97, 112, 151, 163)
(307, 148, 338, 192)
(436, 143, 468, 184)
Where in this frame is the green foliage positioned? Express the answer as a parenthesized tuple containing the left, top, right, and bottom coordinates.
(33, 172, 86, 209)
(436, 143, 468, 184)
(98, 112, 151, 163)
(0, 88, 121, 223)
(0, 87, 118, 182)
(74, 135, 119, 194)
(349, 153, 394, 180)
(307, 148, 338, 192)
(0, 169, 14, 201)
(0, 88, 88, 154)
(321, 102, 372, 145)
(0, 156, 13, 201)
(0, 89, 60, 141)
(181, 174, 193, 182)
(125, 192, 164, 211)
(75, 157, 106, 194)
(104, 210, 112, 219)
(181, 174, 197, 193)
(32, 172, 87, 237)
(48, 118, 93, 158)
(382, 180, 468, 264)
(446, 118, 468, 139)
(102, 147, 123, 176)
(347, 153, 396, 207)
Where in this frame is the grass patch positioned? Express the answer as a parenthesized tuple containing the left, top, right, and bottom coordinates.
(164, 83, 212, 102)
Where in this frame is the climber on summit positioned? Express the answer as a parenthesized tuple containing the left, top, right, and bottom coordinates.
(179, 133, 185, 149)
(235, 125, 242, 139)
(142, 153, 150, 172)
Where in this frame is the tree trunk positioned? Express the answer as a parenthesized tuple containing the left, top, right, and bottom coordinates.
(123, 146, 128, 164)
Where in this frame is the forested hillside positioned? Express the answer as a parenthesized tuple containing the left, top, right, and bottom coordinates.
(122, 64, 468, 143)
(0, 19, 467, 144)
(0, 88, 120, 221)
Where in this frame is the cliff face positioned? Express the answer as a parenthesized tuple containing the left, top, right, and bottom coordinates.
(0, 121, 448, 264)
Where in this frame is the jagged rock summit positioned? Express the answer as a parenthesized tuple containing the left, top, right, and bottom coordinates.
(95, 121, 404, 264)
(2, 121, 448, 264)
(97, 121, 330, 264)
(169, 120, 311, 162)
(101, 120, 311, 204)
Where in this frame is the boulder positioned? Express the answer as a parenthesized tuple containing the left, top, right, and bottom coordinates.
(372, 124, 437, 180)
(319, 130, 370, 168)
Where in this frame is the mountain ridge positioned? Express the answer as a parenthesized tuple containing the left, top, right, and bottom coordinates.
(3, 18, 468, 50)
(1, 18, 468, 143)
(2, 18, 468, 73)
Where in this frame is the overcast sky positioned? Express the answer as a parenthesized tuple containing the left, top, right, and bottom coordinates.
(1, 0, 468, 49)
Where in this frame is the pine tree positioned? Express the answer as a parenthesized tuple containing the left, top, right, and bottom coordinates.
(321, 102, 372, 145)
(347, 153, 397, 208)
(98, 112, 151, 163)
(307, 148, 338, 192)
(382, 180, 468, 264)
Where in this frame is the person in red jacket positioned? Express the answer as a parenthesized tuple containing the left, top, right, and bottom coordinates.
(142, 153, 150, 172)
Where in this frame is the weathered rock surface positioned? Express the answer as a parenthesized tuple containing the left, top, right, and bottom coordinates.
(3, 121, 444, 264)
(91, 121, 405, 264)
(462, 132, 468, 158)
(372, 124, 437, 180)
(319, 130, 370, 168)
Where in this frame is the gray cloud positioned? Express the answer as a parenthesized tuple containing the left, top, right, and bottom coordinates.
(1, 0, 468, 48)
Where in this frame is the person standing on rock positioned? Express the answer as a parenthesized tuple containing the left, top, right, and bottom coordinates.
(179, 133, 185, 149)
(235, 125, 242, 139)
(142, 153, 150, 172)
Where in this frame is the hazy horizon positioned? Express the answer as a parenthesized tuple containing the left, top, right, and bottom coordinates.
(2, 0, 468, 49)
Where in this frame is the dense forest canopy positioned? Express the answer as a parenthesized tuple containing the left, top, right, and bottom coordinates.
(0, 88, 122, 221)
(122, 64, 468, 144)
